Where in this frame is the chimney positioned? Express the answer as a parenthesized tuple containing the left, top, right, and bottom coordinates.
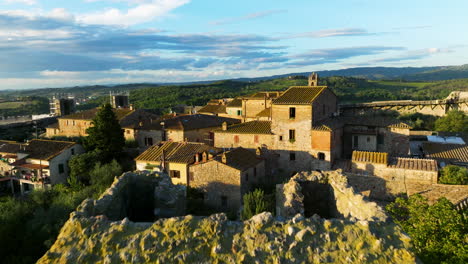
(222, 122, 227, 131)
(139, 121, 144, 127)
(195, 153, 200, 163)
(202, 152, 208, 162)
(221, 152, 227, 164)
(256, 147, 262, 157)
(129, 104, 134, 110)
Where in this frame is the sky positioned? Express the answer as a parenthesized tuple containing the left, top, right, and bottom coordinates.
(0, 0, 467, 90)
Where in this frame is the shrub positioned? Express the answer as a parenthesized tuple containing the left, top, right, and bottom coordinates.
(439, 165, 468, 185)
(241, 189, 273, 220)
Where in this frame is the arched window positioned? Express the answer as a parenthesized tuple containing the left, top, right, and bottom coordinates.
(318, 152, 325, 160)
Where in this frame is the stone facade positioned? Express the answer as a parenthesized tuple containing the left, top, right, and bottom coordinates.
(189, 158, 265, 213)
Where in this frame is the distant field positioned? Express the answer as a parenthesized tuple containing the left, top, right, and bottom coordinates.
(0, 101, 27, 109)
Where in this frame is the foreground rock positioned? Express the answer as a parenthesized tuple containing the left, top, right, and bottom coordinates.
(38, 171, 419, 263)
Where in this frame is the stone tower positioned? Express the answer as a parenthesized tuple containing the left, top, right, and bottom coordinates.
(308, 73, 319, 86)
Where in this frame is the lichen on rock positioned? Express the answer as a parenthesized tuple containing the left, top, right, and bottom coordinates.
(38, 170, 418, 263)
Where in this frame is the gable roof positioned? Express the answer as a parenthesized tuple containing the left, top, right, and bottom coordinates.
(119, 109, 160, 129)
(0, 140, 21, 154)
(226, 98, 242, 108)
(352, 151, 388, 164)
(215, 121, 272, 134)
(135, 141, 221, 164)
(273, 86, 327, 105)
(244, 91, 283, 99)
(197, 104, 227, 115)
(216, 147, 263, 171)
(423, 142, 468, 166)
(22, 139, 76, 161)
(163, 114, 240, 131)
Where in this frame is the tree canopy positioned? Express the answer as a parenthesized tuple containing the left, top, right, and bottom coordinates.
(439, 165, 468, 185)
(386, 194, 467, 263)
(84, 103, 125, 161)
(434, 110, 468, 132)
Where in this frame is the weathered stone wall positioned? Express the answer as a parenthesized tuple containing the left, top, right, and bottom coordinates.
(276, 170, 388, 222)
(243, 98, 270, 119)
(351, 161, 438, 184)
(76, 171, 186, 222)
(271, 104, 312, 152)
(312, 89, 338, 123)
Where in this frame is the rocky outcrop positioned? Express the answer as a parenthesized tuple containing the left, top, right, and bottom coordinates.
(38, 170, 418, 263)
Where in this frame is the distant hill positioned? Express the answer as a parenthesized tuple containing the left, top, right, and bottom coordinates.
(237, 64, 468, 82)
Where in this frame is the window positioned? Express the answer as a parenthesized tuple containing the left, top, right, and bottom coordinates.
(289, 107, 296, 119)
(221, 196, 228, 207)
(245, 173, 249, 182)
(234, 135, 239, 144)
(353, 136, 359, 148)
(145, 137, 154, 146)
(58, 164, 64, 174)
(279, 136, 283, 141)
(237, 110, 242, 116)
(289, 129, 296, 141)
(318, 152, 325, 160)
(170, 170, 181, 178)
(126, 130, 131, 134)
(377, 134, 384, 144)
(71, 148, 75, 155)
(254, 135, 259, 144)
(289, 152, 296, 161)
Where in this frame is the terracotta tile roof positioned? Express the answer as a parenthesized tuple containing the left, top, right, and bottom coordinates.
(119, 109, 160, 129)
(22, 139, 76, 161)
(256, 108, 271, 117)
(273, 86, 327, 105)
(226, 98, 242, 108)
(388, 157, 438, 171)
(163, 114, 240, 131)
(197, 104, 227, 114)
(216, 147, 263, 171)
(60, 108, 134, 121)
(215, 121, 272, 134)
(312, 118, 344, 131)
(135, 141, 221, 164)
(352, 151, 388, 164)
(423, 142, 468, 166)
(246, 91, 282, 99)
(0, 140, 21, 154)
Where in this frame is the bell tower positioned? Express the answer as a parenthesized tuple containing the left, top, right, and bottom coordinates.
(308, 72, 318, 86)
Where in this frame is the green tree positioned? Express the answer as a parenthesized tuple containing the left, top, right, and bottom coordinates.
(241, 189, 272, 220)
(89, 160, 122, 192)
(68, 150, 102, 183)
(84, 103, 125, 161)
(434, 110, 468, 132)
(386, 194, 467, 263)
(439, 165, 468, 185)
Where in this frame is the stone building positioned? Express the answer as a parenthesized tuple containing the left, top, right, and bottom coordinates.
(161, 114, 240, 145)
(45, 107, 163, 150)
(213, 73, 411, 176)
(0, 139, 84, 194)
(189, 147, 265, 213)
(135, 141, 221, 185)
(197, 99, 231, 116)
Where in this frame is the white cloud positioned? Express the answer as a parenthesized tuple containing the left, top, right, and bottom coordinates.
(78, 0, 190, 26)
(3, 0, 37, 5)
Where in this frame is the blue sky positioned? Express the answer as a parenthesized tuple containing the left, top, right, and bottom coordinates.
(0, 0, 467, 89)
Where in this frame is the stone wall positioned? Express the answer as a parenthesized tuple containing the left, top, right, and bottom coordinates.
(312, 89, 338, 123)
(243, 98, 270, 120)
(76, 171, 185, 222)
(39, 170, 418, 263)
(276, 170, 388, 222)
(351, 161, 438, 184)
(214, 132, 273, 149)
